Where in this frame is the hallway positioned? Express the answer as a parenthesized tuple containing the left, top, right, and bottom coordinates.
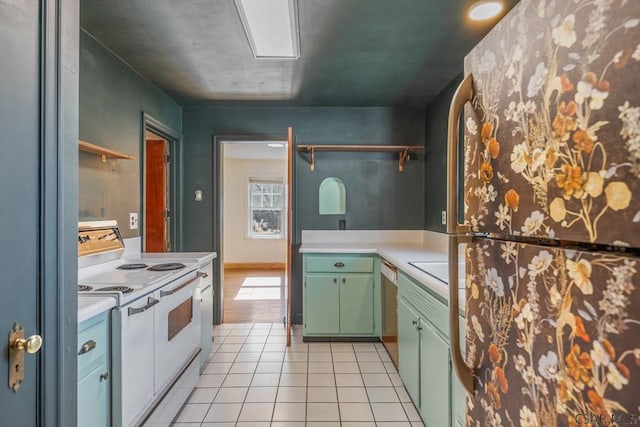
(172, 323, 425, 426)
(223, 269, 286, 324)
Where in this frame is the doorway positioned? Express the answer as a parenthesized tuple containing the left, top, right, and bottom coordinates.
(144, 130, 172, 252)
(221, 140, 287, 323)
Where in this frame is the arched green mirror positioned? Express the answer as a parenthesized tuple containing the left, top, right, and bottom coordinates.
(319, 177, 346, 215)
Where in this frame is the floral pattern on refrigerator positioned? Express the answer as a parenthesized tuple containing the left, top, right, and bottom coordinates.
(463, 0, 640, 247)
(465, 238, 640, 426)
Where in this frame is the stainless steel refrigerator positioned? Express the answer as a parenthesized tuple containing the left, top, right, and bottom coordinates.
(446, 1, 640, 425)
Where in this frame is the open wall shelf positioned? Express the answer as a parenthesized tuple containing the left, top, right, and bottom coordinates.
(296, 144, 423, 172)
(79, 140, 136, 162)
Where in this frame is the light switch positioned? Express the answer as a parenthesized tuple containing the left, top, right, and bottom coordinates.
(195, 190, 203, 202)
(441, 210, 447, 225)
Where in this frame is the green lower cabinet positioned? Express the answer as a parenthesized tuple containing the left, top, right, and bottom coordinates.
(419, 321, 451, 427)
(339, 274, 374, 335)
(303, 253, 377, 337)
(304, 274, 340, 334)
(398, 297, 420, 404)
(78, 311, 110, 427)
(78, 364, 109, 427)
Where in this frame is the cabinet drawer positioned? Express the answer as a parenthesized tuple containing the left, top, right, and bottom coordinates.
(78, 313, 109, 378)
(305, 255, 373, 273)
(399, 273, 448, 336)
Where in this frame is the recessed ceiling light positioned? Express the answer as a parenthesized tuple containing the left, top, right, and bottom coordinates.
(468, 0, 504, 21)
(235, 0, 300, 59)
(267, 143, 285, 148)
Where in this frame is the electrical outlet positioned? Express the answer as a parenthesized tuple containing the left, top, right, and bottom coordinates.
(441, 210, 447, 225)
(129, 212, 138, 230)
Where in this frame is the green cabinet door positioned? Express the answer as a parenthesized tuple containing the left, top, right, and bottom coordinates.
(304, 274, 340, 334)
(78, 364, 109, 427)
(339, 274, 374, 335)
(419, 322, 450, 427)
(398, 297, 420, 405)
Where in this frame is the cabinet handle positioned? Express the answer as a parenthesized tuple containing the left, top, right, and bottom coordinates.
(100, 372, 109, 382)
(78, 340, 96, 355)
(333, 278, 337, 284)
(411, 320, 418, 325)
(416, 326, 423, 331)
(342, 278, 346, 284)
(128, 297, 159, 316)
(197, 271, 209, 279)
(334, 262, 345, 268)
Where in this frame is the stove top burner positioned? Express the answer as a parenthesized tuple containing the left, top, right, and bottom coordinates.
(78, 285, 93, 292)
(117, 263, 148, 270)
(95, 286, 135, 294)
(148, 262, 186, 271)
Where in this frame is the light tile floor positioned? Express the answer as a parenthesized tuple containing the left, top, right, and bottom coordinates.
(172, 323, 425, 427)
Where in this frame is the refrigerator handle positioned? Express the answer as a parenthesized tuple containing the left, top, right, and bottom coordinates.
(447, 73, 474, 234)
(449, 234, 474, 394)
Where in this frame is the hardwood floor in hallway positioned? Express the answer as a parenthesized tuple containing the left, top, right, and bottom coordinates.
(223, 268, 286, 324)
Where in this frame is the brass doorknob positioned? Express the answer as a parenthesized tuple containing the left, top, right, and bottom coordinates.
(13, 335, 43, 354)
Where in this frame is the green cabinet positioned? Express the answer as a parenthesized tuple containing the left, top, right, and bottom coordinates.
(397, 271, 458, 427)
(339, 273, 374, 335)
(420, 320, 451, 427)
(78, 364, 109, 426)
(303, 254, 376, 337)
(78, 311, 110, 427)
(398, 297, 420, 403)
(304, 274, 340, 334)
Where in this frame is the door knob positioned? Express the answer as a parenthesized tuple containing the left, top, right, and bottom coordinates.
(14, 335, 43, 354)
(8, 322, 43, 392)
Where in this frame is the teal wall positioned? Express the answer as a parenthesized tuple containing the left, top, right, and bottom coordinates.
(78, 30, 182, 237)
(424, 74, 462, 232)
(181, 106, 426, 322)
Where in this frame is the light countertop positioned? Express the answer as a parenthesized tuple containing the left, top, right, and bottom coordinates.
(300, 235, 465, 312)
(78, 296, 116, 323)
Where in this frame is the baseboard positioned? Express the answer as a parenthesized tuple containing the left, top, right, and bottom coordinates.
(224, 262, 285, 270)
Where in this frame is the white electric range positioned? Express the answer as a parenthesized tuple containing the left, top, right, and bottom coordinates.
(78, 221, 204, 427)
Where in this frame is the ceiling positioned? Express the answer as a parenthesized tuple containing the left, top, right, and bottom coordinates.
(223, 142, 287, 160)
(80, 0, 519, 106)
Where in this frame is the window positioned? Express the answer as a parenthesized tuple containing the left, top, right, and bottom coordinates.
(248, 178, 285, 239)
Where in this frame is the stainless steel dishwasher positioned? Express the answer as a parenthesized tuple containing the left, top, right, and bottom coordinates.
(380, 258, 399, 367)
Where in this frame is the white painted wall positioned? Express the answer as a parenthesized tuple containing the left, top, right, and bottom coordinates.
(223, 157, 286, 263)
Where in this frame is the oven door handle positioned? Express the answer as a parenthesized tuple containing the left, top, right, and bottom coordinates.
(160, 275, 199, 298)
(127, 297, 159, 316)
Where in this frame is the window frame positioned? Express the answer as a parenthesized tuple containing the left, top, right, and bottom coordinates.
(247, 177, 286, 240)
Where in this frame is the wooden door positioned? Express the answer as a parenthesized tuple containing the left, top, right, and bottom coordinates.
(285, 127, 293, 345)
(0, 0, 44, 422)
(145, 139, 168, 252)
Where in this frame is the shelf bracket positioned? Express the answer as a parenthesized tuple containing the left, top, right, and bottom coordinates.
(398, 148, 410, 172)
(310, 146, 315, 171)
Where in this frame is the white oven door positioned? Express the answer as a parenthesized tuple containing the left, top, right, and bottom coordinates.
(117, 294, 160, 427)
(154, 271, 201, 392)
